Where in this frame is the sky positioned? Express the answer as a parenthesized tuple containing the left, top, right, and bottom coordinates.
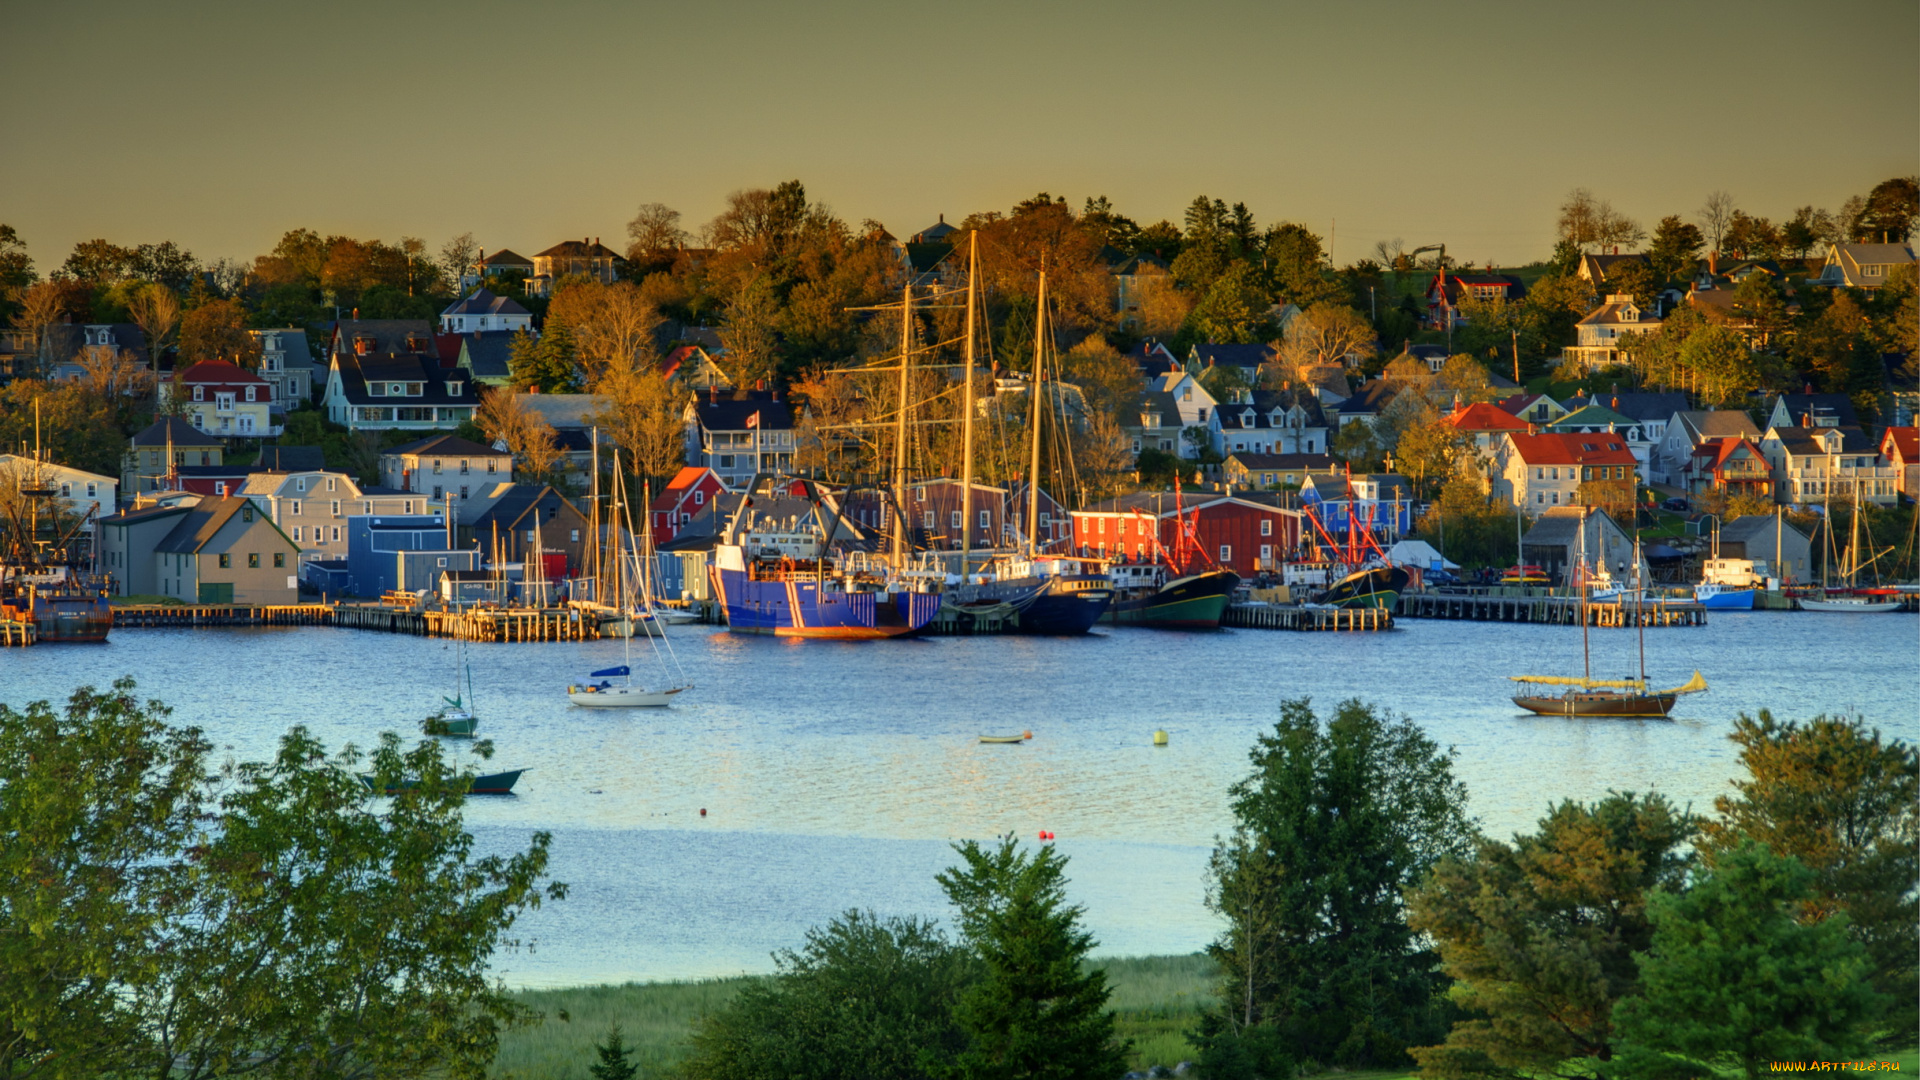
(3, 0, 1915, 272)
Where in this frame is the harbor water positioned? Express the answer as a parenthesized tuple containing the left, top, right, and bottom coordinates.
(3, 613, 1915, 987)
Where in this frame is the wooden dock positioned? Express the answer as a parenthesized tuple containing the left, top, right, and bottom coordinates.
(1223, 604, 1393, 631)
(0, 619, 35, 646)
(1397, 592, 1707, 626)
(112, 604, 334, 627)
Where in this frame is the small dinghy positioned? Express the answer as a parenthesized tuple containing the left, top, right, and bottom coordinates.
(978, 731, 1033, 744)
(359, 769, 526, 796)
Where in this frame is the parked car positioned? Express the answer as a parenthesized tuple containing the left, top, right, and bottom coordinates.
(1662, 496, 1689, 511)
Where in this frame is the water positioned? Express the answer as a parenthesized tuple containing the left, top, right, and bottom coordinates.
(3, 613, 1915, 986)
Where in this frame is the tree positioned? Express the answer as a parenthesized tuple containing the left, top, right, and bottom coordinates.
(1271, 304, 1375, 382)
(11, 281, 68, 378)
(554, 279, 664, 385)
(1697, 191, 1736, 253)
(681, 910, 975, 1080)
(1856, 176, 1918, 243)
(1646, 216, 1704, 284)
(1394, 411, 1468, 498)
(1729, 273, 1791, 348)
(590, 366, 689, 484)
(507, 324, 579, 393)
(720, 274, 783, 389)
(1610, 842, 1882, 1080)
(178, 297, 259, 367)
(125, 282, 180, 367)
(478, 388, 565, 482)
(1697, 711, 1916, 1031)
(0, 680, 563, 1080)
(934, 836, 1127, 1080)
(1264, 223, 1342, 307)
(589, 1025, 640, 1080)
(0, 224, 35, 322)
(1200, 698, 1476, 1071)
(1722, 211, 1783, 261)
(439, 232, 478, 292)
(625, 202, 686, 275)
(1558, 189, 1645, 251)
(1188, 262, 1274, 344)
(62, 238, 138, 282)
(1406, 792, 1695, 1080)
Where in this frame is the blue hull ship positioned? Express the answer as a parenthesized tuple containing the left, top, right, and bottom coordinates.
(712, 564, 941, 638)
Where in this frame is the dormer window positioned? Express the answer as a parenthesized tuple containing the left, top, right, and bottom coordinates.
(369, 382, 386, 396)
(447, 380, 463, 397)
(193, 386, 204, 401)
(244, 386, 256, 402)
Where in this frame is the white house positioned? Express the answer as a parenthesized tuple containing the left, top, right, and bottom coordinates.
(0, 455, 117, 526)
(237, 469, 426, 562)
(1656, 409, 1762, 486)
(1811, 243, 1916, 289)
(1561, 295, 1662, 372)
(439, 288, 533, 334)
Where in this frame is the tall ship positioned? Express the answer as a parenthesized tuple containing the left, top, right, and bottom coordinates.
(0, 451, 112, 643)
(933, 260, 1111, 634)
(1510, 522, 1708, 717)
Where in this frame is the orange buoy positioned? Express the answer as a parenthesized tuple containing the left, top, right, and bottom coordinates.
(1023, 730, 1033, 739)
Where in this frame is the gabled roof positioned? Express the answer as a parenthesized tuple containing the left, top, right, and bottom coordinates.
(100, 503, 192, 527)
(692, 391, 794, 432)
(467, 483, 583, 531)
(1449, 403, 1530, 432)
(1225, 452, 1338, 472)
(177, 360, 269, 387)
(1576, 252, 1648, 281)
(1131, 389, 1182, 425)
(456, 330, 520, 381)
(1505, 431, 1637, 466)
(386, 434, 502, 458)
(913, 217, 958, 243)
(1190, 343, 1276, 369)
(1690, 436, 1765, 469)
(1773, 392, 1858, 428)
(153, 496, 270, 554)
(1566, 391, 1687, 422)
(40, 323, 150, 367)
(1576, 297, 1660, 328)
(1675, 409, 1762, 441)
(131, 417, 223, 448)
(1215, 389, 1326, 430)
(1550, 404, 1637, 430)
(1881, 426, 1919, 462)
(1522, 506, 1627, 547)
(1720, 513, 1809, 545)
(1765, 425, 1874, 455)
(1335, 380, 1396, 415)
(1495, 392, 1560, 416)
(479, 248, 534, 269)
(520, 393, 608, 430)
(329, 352, 480, 408)
(1431, 273, 1527, 304)
(441, 288, 531, 318)
(251, 328, 315, 369)
(1827, 243, 1917, 266)
(658, 466, 724, 499)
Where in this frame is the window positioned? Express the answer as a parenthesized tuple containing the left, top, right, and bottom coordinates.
(487, 461, 497, 474)
(460, 460, 469, 474)
(86, 482, 96, 498)
(403, 501, 413, 514)
(1551, 492, 1560, 505)
(1536, 493, 1545, 504)
(1260, 544, 1272, 561)
(369, 382, 386, 397)
(241, 506, 253, 522)
(59, 481, 71, 497)
(459, 485, 469, 498)
(1535, 467, 1543, 479)
(432, 485, 443, 499)
(327, 477, 336, 491)
(437, 556, 448, 568)
(951, 510, 962, 529)
(219, 554, 231, 568)
(923, 511, 935, 528)
(1219, 544, 1232, 562)
(330, 526, 339, 542)
(433, 459, 442, 474)
(525, 530, 535, 542)
(331, 500, 340, 516)
(979, 510, 991, 529)
(1260, 518, 1272, 536)
(214, 481, 227, 496)
(570, 530, 580, 542)
(247, 553, 260, 568)
(293, 526, 302, 541)
(718, 455, 735, 469)
(244, 386, 256, 402)
(694, 491, 704, 505)
(193, 386, 205, 401)
(1097, 518, 1106, 535)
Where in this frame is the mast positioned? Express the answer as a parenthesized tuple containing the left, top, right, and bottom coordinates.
(891, 282, 913, 566)
(1579, 509, 1591, 681)
(1634, 534, 1646, 683)
(960, 232, 978, 579)
(1025, 270, 1047, 557)
(589, 425, 601, 599)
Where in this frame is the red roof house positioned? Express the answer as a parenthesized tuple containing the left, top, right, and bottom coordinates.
(649, 466, 728, 547)
(1881, 426, 1919, 499)
(1501, 431, 1637, 511)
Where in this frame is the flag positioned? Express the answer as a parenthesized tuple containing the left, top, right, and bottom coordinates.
(746, 410, 760, 429)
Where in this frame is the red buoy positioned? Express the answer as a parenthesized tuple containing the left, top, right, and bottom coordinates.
(699, 808, 707, 817)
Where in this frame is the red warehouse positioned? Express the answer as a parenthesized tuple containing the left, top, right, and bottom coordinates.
(1070, 492, 1303, 576)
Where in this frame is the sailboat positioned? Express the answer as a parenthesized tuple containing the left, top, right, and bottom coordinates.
(940, 262, 1114, 634)
(423, 635, 479, 736)
(568, 452, 694, 705)
(1510, 517, 1709, 717)
(1801, 480, 1901, 613)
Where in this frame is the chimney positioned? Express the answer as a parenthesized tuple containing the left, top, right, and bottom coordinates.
(1708, 250, 1718, 275)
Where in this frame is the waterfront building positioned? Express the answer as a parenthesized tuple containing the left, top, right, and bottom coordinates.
(237, 469, 424, 564)
(344, 513, 475, 598)
(647, 466, 728, 548)
(1879, 426, 1918, 499)
(1221, 452, 1338, 490)
(1499, 431, 1637, 511)
(1655, 409, 1762, 485)
(113, 496, 299, 604)
(1071, 491, 1302, 576)
(463, 483, 589, 577)
(0, 454, 116, 526)
(1717, 514, 1813, 583)
(684, 389, 795, 488)
(1758, 425, 1899, 507)
(1519, 507, 1643, 586)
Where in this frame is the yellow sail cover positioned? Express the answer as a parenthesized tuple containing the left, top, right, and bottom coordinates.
(1508, 675, 1648, 689)
(1661, 670, 1709, 696)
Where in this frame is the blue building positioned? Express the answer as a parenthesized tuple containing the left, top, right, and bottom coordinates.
(344, 513, 479, 597)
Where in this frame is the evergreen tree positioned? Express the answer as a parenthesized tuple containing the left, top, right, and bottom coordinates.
(509, 324, 580, 393)
(1611, 842, 1883, 1080)
(934, 836, 1127, 1080)
(1406, 792, 1695, 1080)
(589, 1024, 640, 1080)
(1201, 699, 1476, 1072)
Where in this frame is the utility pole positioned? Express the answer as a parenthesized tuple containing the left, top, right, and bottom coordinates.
(1511, 327, 1521, 384)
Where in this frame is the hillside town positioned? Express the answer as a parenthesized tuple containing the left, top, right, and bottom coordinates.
(0, 179, 1914, 617)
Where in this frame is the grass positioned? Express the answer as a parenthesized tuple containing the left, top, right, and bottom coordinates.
(493, 953, 1222, 1078)
(108, 594, 184, 606)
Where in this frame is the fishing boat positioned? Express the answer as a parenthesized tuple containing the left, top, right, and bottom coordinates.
(359, 769, 526, 796)
(1800, 595, 1902, 613)
(1105, 563, 1239, 628)
(570, 454, 695, 701)
(1510, 521, 1709, 718)
(1314, 564, 1410, 609)
(1296, 467, 1410, 610)
(1, 447, 112, 643)
(1692, 522, 1756, 609)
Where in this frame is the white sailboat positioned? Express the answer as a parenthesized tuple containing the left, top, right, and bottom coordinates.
(1802, 479, 1901, 613)
(568, 453, 694, 707)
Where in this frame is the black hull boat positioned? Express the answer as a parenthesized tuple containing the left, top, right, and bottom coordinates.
(1315, 565, 1409, 610)
(359, 769, 526, 796)
(944, 572, 1113, 634)
(1104, 567, 1239, 628)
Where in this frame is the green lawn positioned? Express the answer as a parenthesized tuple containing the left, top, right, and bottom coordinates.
(494, 954, 1223, 1078)
(108, 594, 184, 606)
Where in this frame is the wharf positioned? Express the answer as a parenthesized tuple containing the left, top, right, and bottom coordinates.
(0, 619, 35, 646)
(109, 602, 598, 642)
(1398, 592, 1707, 626)
(113, 604, 334, 627)
(1223, 604, 1393, 631)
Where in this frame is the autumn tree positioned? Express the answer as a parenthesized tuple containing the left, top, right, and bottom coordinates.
(624, 202, 686, 277)
(125, 282, 180, 367)
(1271, 303, 1375, 383)
(10, 280, 68, 377)
(553, 280, 664, 386)
(438, 232, 478, 291)
(0, 224, 33, 323)
(1697, 190, 1736, 253)
(720, 274, 783, 389)
(477, 388, 564, 482)
(1188, 263, 1274, 344)
(589, 366, 688, 485)
(1394, 411, 1468, 498)
(178, 298, 259, 367)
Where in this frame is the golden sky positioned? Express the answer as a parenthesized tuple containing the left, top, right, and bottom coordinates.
(3, 0, 1914, 270)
